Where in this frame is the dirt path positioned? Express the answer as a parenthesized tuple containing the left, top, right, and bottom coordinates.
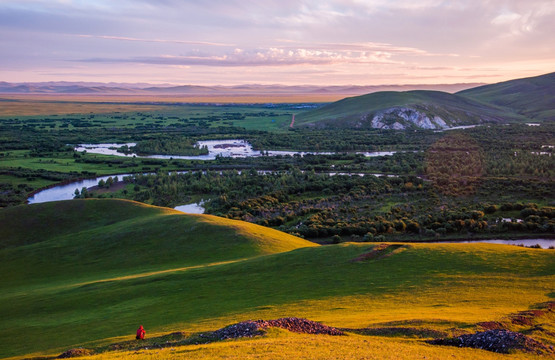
(289, 114, 295, 128)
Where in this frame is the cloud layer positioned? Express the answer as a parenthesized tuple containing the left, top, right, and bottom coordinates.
(0, 0, 553, 84)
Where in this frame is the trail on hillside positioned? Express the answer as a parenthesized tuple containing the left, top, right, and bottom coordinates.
(289, 114, 295, 128)
(9, 258, 252, 298)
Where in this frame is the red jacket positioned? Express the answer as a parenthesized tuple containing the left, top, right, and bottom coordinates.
(136, 325, 145, 339)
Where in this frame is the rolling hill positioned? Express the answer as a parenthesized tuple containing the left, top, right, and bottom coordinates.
(0, 199, 316, 289)
(294, 90, 527, 129)
(457, 72, 555, 121)
(1, 199, 553, 358)
(295, 72, 555, 128)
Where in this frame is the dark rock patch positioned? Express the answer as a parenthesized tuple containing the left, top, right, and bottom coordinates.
(261, 317, 344, 335)
(510, 304, 553, 326)
(57, 348, 94, 358)
(211, 321, 265, 340)
(427, 329, 552, 354)
(209, 317, 343, 341)
(351, 244, 404, 262)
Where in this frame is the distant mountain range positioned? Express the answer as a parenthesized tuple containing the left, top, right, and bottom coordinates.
(295, 72, 554, 128)
(0, 81, 482, 96)
(1, 73, 552, 126)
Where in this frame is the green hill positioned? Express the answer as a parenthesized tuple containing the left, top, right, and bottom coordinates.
(0, 199, 316, 289)
(457, 72, 555, 121)
(1, 200, 553, 358)
(295, 90, 526, 129)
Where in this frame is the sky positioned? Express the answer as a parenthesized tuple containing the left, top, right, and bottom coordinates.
(0, 0, 554, 85)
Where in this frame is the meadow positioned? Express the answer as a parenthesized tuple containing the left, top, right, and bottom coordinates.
(0, 89, 553, 359)
(0, 200, 553, 359)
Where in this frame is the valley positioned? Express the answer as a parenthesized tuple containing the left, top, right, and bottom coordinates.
(0, 73, 553, 359)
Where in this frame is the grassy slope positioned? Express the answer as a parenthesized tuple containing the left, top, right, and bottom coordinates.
(295, 90, 526, 126)
(458, 72, 555, 121)
(0, 200, 553, 358)
(78, 330, 550, 360)
(0, 199, 315, 288)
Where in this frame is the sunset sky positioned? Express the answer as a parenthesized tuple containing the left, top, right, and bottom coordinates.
(1, 0, 554, 85)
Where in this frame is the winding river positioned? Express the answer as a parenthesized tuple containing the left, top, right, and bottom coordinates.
(27, 171, 393, 204)
(25, 140, 554, 248)
(28, 139, 398, 206)
(74, 140, 397, 160)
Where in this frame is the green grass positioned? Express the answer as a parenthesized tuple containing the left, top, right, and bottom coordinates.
(0, 104, 296, 132)
(0, 199, 314, 286)
(0, 173, 55, 189)
(458, 72, 555, 121)
(0, 151, 213, 195)
(1, 199, 553, 358)
(295, 90, 528, 127)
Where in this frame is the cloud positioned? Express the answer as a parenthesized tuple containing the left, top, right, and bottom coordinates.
(491, 11, 521, 25)
(282, 42, 459, 57)
(490, 2, 555, 37)
(76, 34, 233, 47)
(1, 0, 554, 85)
(76, 44, 415, 67)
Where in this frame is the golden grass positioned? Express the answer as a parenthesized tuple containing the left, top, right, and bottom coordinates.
(0, 94, 346, 115)
(63, 330, 547, 360)
(189, 213, 319, 254)
(0, 97, 159, 116)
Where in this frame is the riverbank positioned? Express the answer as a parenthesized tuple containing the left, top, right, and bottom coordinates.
(309, 233, 555, 247)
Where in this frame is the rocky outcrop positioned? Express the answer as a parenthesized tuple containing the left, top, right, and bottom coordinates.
(261, 318, 344, 335)
(210, 318, 344, 341)
(57, 348, 95, 358)
(427, 329, 553, 354)
(367, 107, 449, 130)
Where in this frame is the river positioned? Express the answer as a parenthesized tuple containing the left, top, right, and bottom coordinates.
(27, 174, 132, 204)
(436, 239, 554, 249)
(26, 175, 554, 248)
(74, 140, 397, 160)
(174, 201, 205, 214)
(27, 171, 393, 204)
(26, 140, 554, 248)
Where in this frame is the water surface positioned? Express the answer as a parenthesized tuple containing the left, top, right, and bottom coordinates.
(74, 140, 398, 160)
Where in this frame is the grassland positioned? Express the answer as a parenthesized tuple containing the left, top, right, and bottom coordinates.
(0, 95, 333, 117)
(295, 90, 528, 127)
(64, 331, 553, 360)
(458, 71, 555, 121)
(0, 73, 554, 359)
(0, 96, 159, 116)
(0, 101, 296, 131)
(1, 199, 553, 359)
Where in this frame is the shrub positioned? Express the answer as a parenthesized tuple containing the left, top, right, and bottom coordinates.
(424, 229, 436, 237)
(484, 204, 498, 214)
(362, 232, 374, 242)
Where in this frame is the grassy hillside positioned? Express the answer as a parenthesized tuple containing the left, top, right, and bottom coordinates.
(458, 72, 555, 121)
(0, 201, 553, 358)
(75, 330, 555, 360)
(0, 199, 315, 289)
(295, 90, 526, 128)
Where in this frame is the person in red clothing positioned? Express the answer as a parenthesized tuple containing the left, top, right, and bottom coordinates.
(136, 325, 145, 340)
